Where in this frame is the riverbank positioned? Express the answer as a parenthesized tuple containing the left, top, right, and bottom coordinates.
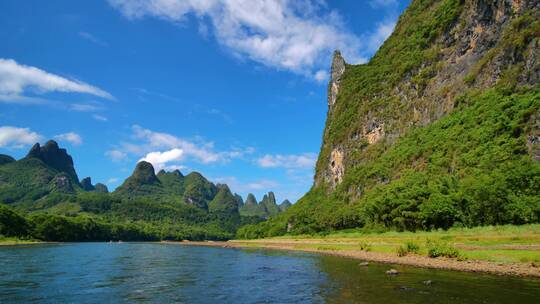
(166, 225, 540, 278)
(0, 237, 41, 246)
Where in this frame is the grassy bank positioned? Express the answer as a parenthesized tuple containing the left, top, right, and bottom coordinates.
(0, 236, 40, 246)
(164, 225, 538, 277)
(239, 225, 540, 264)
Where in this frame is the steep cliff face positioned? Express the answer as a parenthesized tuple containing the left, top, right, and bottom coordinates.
(315, 0, 540, 192)
(237, 0, 540, 237)
(26, 140, 79, 183)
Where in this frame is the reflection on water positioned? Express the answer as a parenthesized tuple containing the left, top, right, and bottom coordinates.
(317, 255, 540, 304)
(0, 243, 538, 303)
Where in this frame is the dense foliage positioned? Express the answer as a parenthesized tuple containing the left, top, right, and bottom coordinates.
(238, 0, 540, 239)
(238, 88, 540, 238)
(0, 155, 265, 241)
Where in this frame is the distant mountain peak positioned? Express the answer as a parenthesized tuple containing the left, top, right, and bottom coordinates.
(81, 177, 95, 191)
(94, 183, 109, 193)
(245, 193, 258, 206)
(25, 140, 78, 182)
(131, 161, 160, 184)
(279, 199, 292, 212)
(0, 154, 15, 165)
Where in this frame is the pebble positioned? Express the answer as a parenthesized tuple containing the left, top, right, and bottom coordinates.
(358, 262, 369, 266)
(386, 269, 399, 275)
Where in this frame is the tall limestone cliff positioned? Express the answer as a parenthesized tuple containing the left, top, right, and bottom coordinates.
(241, 0, 540, 237)
(26, 140, 79, 183)
(315, 0, 540, 192)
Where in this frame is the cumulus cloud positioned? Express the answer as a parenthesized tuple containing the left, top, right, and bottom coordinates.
(140, 148, 184, 171)
(54, 132, 83, 146)
(107, 0, 397, 80)
(0, 58, 114, 103)
(0, 126, 42, 148)
(130, 125, 248, 163)
(107, 125, 251, 170)
(257, 153, 317, 169)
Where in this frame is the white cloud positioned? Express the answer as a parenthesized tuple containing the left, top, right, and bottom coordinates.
(257, 153, 317, 169)
(93, 114, 108, 121)
(140, 148, 184, 171)
(106, 149, 128, 162)
(54, 132, 83, 146)
(0, 94, 51, 105)
(0, 126, 42, 148)
(108, 0, 380, 80)
(107, 125, 251, 172)
(70, 102, 104, 112)
(107, 178, 119, 184)
(129, 125, 247, 164)
(78, 31, 108, 47)
(365, 20, 396, 53)
(314, 70, 328, 82)
(0, 58, 114, 102)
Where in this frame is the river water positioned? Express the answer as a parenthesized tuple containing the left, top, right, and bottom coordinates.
(0, 243, 538, 303)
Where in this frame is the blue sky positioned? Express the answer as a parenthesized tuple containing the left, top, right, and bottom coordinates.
(0, 0, 408, 203)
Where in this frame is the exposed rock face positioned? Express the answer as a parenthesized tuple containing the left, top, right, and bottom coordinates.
(51, 172, 74, 193)
(328, 50, 346, 109)
(315, 0, 540, 191)
(320, 147, 345, 188)
(81, 177, 95, 191)
(364, 120, 385, 144)
(26, 140, 79, 182)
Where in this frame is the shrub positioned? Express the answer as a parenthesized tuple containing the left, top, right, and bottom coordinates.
(397, 241, 420, 257)
(359, 241, 372, 251)
(426, 239, 461, 258)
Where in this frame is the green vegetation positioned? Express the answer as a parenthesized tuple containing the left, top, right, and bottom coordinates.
(234, 225, 540, 264)
(358, 241, 372, 252)
(318, 0, 463, 168)
(426, 239, 461, 258)
(240, 88, 540, 237)
(237, 0, 540, 239)
(397, 241, 420, 257)
(238, 192, 290, 218)
(0, 144, 271, 241)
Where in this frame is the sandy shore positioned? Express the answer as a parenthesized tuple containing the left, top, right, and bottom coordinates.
(164, 240, 540, 278)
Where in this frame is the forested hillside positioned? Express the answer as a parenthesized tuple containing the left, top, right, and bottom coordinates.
(0, 141, 288, 241)
(238, 0, 540, 238)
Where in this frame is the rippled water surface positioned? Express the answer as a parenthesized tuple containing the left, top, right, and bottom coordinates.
(0, 243, 539, 303)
